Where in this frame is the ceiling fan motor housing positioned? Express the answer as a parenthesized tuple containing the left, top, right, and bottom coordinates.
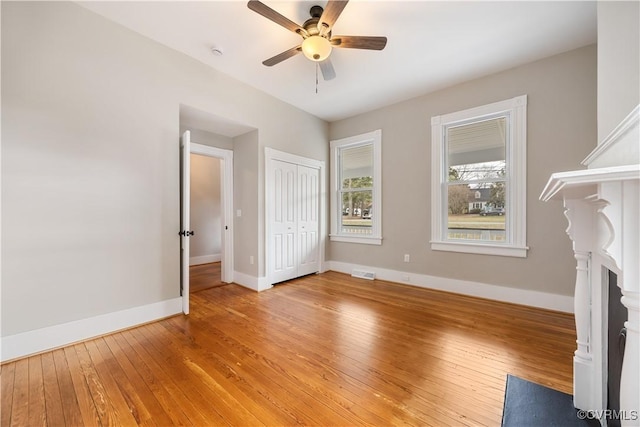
(309, 5, 323, 18)
(302, 6, 329, 38)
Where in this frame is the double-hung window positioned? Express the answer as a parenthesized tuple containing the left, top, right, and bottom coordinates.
(431, 96, 528, 257)
(330, 130, 382, 245)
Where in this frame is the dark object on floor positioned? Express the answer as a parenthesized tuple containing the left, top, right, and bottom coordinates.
(502, 374, 600, 426)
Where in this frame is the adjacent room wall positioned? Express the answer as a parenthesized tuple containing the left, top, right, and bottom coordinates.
(328, 45, 597, 298)
(190, 154, 222, 265)
(1, 1, 328, 340)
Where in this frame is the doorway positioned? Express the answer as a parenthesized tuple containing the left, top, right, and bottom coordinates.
(189, 153, 226, 293)
(180, 130, 234, 314)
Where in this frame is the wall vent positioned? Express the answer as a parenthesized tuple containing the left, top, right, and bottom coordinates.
(351, 269, 375, 280)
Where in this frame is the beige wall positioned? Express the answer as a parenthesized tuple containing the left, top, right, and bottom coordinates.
(328, 45, 597, 297)
(1, 1, 328, 336)
(597, 1, 640, 143)
(190, 154, 221, 260)
(591, 1, 640, 168)
(233, 130, 260, 277)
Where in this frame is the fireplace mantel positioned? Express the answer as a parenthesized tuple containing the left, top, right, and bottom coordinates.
(540, 108, 639, 426)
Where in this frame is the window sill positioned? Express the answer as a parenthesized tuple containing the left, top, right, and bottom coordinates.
(330, 235, 382, 245)
(430, 241, 528, 258)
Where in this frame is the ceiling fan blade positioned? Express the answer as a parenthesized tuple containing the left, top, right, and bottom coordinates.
(262, 46, 301, 66)
(318, 1, 349, 35)
(247, 1, 308, 37)
(331, 35, 387, 50)
(319, 59, 336, 81)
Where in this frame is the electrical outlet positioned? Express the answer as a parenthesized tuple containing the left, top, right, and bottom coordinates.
(404, 254, 410, 262)
(249, 256, 254, 265)
(402, 274, 410, 282)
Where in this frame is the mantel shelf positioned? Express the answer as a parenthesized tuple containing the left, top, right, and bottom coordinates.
(539, 164, 640, 202)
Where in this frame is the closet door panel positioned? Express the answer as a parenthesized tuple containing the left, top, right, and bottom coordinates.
(298, 165, 320, 276)
(270, 160, 298, 283)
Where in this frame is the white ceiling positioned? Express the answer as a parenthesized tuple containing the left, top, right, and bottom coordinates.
(78, 1, 597, 124)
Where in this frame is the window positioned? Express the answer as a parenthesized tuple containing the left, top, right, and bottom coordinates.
(330, 130, 382, 245)
(431, 96, 528, 257)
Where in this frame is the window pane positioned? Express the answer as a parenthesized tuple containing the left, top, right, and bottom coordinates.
(340, 190, 372, 234)
(341, 144, 373, 189)
(448, 160, 506, 182)
(447, 117, 506, 181)
(446, 183, 507, 242)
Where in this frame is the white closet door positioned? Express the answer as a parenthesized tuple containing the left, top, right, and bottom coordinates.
(297, 165, 320, 276)
(270, 160, 298, 283)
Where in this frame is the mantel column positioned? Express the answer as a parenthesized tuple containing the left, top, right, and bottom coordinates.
(564, 198, 596, 410)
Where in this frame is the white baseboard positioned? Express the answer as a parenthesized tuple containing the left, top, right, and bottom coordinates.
(1, 297, 182, 362)
(189, 254, 221, 266)
(327, 261, 574, 313)
(233, 271, 272, 292)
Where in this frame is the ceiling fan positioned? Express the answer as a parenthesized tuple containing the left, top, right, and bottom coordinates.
(247, 0, 387, 81)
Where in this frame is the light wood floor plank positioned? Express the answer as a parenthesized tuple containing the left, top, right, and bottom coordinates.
(1, 271, 576, 426)
(41, 352, 65, 426)
(82, 339, 139, 426)
(163, 313, 368, 426)
(158, 319, 306, 425)
(51, 349, 84, 427)
(186, 294, 440, 425)
(103, 333, 186, 426)
(117, 329, 213, 426)
(27, 356, 46, 427)
(62, 345, 102, 426)
(129, 326, 231, 425)
(92, 337, 160, 427)
(9, 359, 29, 427)
(74, 342, 125, 426)
(0, 364, 16, 426)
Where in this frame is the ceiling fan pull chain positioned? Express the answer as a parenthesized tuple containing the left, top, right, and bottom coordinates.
(315, 62, 319, 94)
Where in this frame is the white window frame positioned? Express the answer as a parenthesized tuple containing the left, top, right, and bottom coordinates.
(430, 95, 528, 257)
(330, 129, 382, 245)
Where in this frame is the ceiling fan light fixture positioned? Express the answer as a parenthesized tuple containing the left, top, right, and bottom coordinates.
(301, 35, 332, 62)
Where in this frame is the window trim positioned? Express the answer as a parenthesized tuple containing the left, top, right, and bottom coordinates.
(330, 129, 382, 245)
(430, 95, 528, 257)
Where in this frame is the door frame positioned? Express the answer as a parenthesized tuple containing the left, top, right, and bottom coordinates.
(265, 147, 326, 286)
(190, 142, 234, 285)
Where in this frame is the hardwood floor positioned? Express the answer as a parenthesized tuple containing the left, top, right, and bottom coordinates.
(189, 262, 224, 293)
(1, 271, 576, 426)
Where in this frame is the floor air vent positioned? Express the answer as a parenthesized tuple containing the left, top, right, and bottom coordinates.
(351, 269, 375, 280)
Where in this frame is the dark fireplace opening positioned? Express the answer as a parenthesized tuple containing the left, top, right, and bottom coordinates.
(607, 270, 627, 427)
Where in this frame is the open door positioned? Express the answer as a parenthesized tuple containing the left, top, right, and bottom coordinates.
(180, 130, 191, 314)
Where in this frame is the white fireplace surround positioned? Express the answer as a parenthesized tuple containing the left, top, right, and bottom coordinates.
(541, 105, 639, 426)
